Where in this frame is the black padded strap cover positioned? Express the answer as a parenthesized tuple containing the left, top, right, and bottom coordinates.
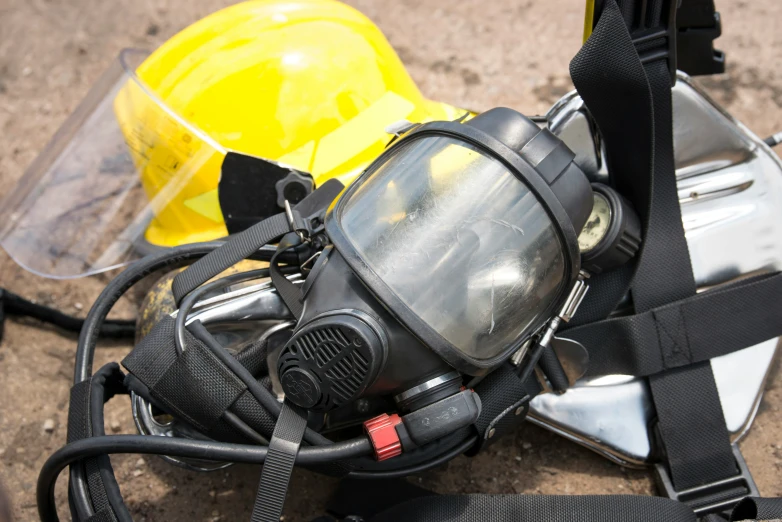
(67, 380, 117, 522)
(122, 316, 246, 433)
(67, 365, 130, 522)
(67, 381, 92, 444)
(88, 365, 131, 522)
(122, 316, 281, 442)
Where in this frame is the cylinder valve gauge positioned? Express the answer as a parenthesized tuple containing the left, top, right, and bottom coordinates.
(578, 183, 642, 274)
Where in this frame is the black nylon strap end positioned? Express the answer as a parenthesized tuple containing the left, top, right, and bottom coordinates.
(468, 363, 539, 455)
(250, 401, 308, 522)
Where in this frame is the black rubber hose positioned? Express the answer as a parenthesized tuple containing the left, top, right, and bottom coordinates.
(174, 268, 274, 355)
(0, 288, 135, 340)
(764, 133, 782, 147)
(71, 242, 225, 519)
(222, 411, 269, 445)
(539, 345, 570, 392)
(38, 435, 373, 522)
(347, 435, 478, 479)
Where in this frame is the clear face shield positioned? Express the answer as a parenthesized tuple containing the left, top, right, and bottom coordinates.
(0, 50, 227, 278)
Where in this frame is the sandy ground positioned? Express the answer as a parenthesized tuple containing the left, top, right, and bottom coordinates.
(1, 0, 781, 520)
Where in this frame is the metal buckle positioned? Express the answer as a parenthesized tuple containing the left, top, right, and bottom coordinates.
(654, 445, 759, 516)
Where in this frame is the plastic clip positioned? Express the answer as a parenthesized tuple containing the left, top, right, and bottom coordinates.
(654, 444, 759, 516)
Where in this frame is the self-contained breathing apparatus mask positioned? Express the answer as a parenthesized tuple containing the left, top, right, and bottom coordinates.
(127, 107, 601, 459)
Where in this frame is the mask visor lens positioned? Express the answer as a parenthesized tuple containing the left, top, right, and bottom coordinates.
(338, 136, 566, 360)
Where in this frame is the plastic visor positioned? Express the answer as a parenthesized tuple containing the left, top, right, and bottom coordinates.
(338, 136, 567, 360)
(0, 50, 227, 278)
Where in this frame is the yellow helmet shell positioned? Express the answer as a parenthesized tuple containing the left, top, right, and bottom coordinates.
(122, 0, 465, 247)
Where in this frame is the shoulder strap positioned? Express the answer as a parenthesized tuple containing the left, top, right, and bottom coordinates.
(568, 0, 760, 515)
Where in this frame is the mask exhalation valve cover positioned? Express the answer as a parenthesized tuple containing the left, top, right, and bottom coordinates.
(277, 313, 386, 410)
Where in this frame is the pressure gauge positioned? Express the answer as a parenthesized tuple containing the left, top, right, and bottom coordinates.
(578, 192, 612, 253)
(578, 183, 642, 274)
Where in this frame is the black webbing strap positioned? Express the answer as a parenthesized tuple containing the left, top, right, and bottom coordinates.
(628, 3, 738, 494)
(370, 493, 698, 522)
(570, 0, 741, 503)
(565, 271, 782, 377)
(567, 0, 655, 328)
(468, 363, 540, 454)
(364, 488, 782, 522)
(270, 233, 305, 320)
(250, 401, 307, 522)
(327, 478, 438, 520)
(731, 496, 782, 521)
(172, 211, 304, 305)
(632, 45, 727, 492)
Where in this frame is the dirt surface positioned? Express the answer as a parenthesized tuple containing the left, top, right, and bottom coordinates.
(1, 0, 781, 521)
